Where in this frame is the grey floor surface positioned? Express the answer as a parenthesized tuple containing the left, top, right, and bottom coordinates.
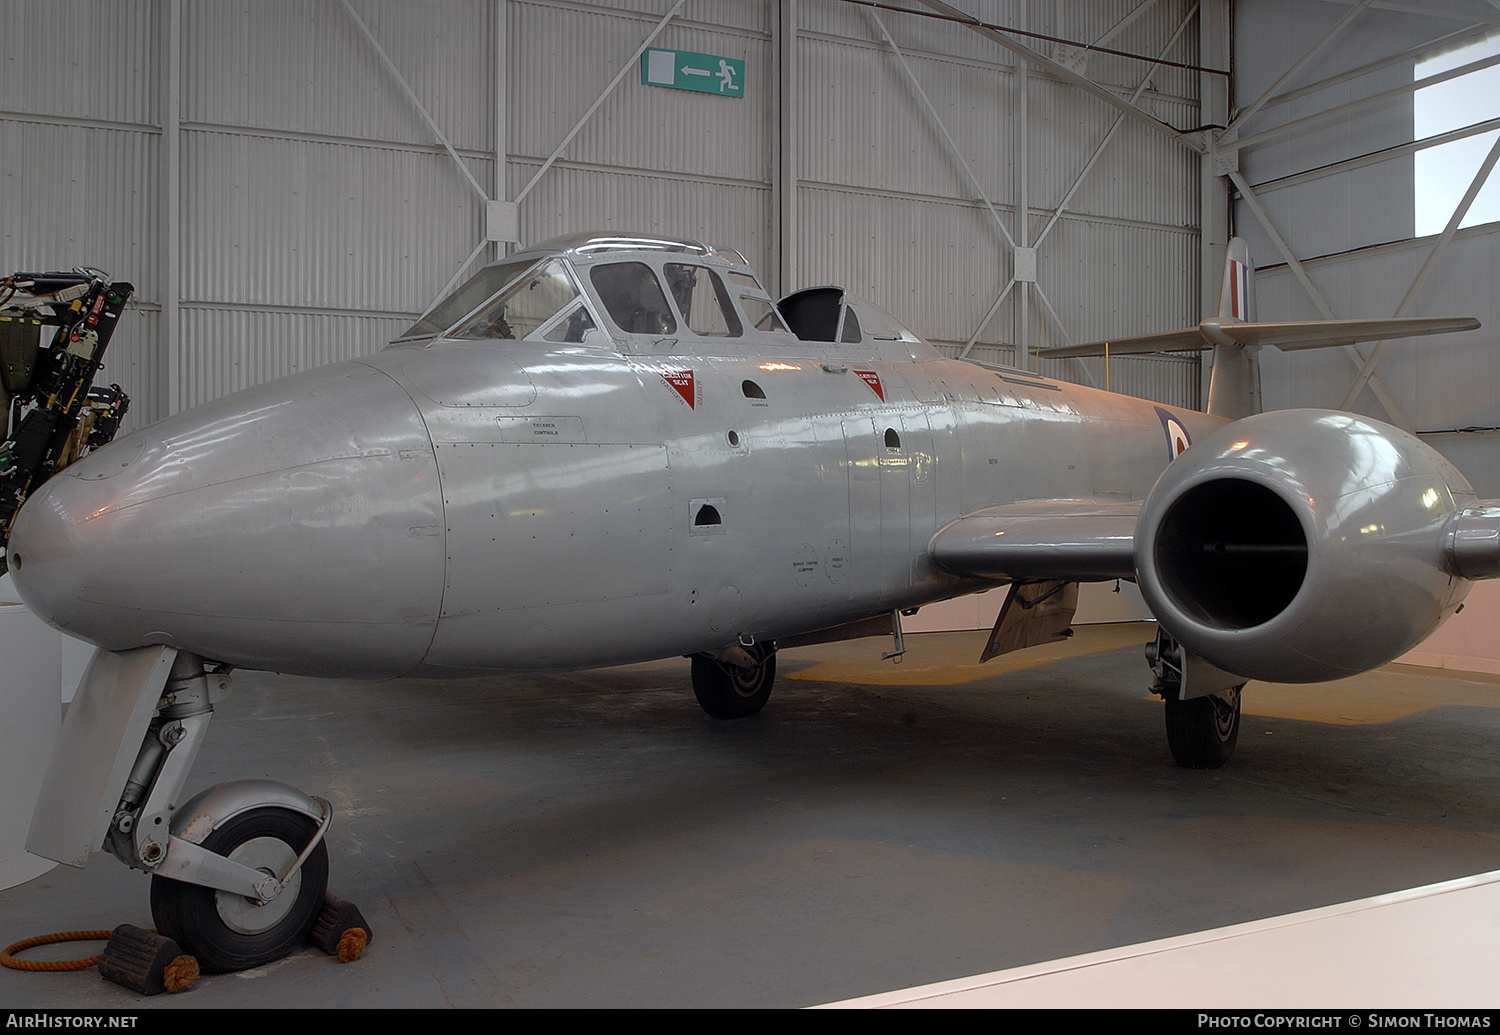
(3, 625, 1500, 1009)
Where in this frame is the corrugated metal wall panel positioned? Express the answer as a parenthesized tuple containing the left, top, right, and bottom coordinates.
(0, 121, 159, 299)
(180, 130, 482, 313)
(183, 0, 493, 151)
(0, 0, 157, 127)
(177, 309, 411, 409)
(1032, 219, 1200, 345)
(509, 2, 771, 183)
(797, 34, 1013, 203)
(796, 185, 1010, 341)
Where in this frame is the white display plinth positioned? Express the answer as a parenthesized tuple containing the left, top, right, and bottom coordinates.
(0, 598, 62, 889)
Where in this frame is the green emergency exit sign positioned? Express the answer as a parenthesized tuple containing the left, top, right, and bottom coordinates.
(641, 48, 744, 97)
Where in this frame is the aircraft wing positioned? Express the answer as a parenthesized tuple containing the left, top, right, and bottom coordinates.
(928, 499, 1139, 582)
(1039, 316, 1480, 358)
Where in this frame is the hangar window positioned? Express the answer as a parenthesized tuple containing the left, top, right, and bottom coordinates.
(450, 260, 580, 342)
(398, 258, 538, 340)
(664, 264, 742, 337)
(1415, 32, 1500, 236)
(590, 262, 678, 335)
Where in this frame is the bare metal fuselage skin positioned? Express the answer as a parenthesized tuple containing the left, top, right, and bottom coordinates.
(6, 250, 1211, 680)
(11, 234, 1490, 689)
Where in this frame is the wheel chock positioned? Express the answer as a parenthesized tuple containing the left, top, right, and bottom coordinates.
(308, 892, 372, 962)
(97, 925, 198, 995)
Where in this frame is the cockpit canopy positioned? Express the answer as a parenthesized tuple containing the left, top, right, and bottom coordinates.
(393, 231, 932, 359)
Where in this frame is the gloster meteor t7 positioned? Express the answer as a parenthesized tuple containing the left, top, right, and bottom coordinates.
(4, 233, 1494, 972)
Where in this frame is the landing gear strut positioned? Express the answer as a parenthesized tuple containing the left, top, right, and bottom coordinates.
(1146, 628, 1246, 769)
(27, 646, 336, 973)
(691, 641, 776, 718)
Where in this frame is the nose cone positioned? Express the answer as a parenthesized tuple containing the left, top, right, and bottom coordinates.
(8, 360, 445, 677)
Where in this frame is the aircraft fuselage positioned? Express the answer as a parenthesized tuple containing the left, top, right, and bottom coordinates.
(7, 270, 1213, 679)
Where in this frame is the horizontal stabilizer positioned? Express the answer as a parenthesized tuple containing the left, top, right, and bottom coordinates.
(1039, 316, 1480, 359)
(929, 499, 1139, 582)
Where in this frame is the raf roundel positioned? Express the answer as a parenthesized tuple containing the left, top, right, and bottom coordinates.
(1155, 407, 1191, 460)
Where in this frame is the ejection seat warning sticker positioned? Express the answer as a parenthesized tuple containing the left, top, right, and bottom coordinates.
(855, 370, 884, 399)
(659, 369, 697, 408)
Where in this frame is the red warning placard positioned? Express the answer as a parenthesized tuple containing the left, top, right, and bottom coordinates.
(855, 369, 883, 399)
(660, 368, 696, 408)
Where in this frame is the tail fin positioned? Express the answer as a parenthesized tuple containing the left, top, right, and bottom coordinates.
(1219, 236, 1254, 323)
(1033, 237, 1479, 420)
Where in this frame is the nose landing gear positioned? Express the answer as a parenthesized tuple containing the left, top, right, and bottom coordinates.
(25, 646, 352, 973)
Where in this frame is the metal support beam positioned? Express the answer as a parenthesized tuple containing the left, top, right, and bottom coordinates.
(513, 0, 688, 206)
(1226, 0, 1374, 135)
(917, 0, 1205, 155)
(865, 8, 1015, 249)
(1232, 49, 1500, 154)
(1229, 169, 1411, 426)
(1338, 131, 1500, 411)
(162, 0, 181, 417)
(338, 0, 489, 203)
(776, 0, 799, 299)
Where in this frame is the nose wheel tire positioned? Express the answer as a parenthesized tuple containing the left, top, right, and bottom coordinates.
(1163, 684, 1243, 769)
(691, 645, 776, 719)
(149, 807, 329, 974)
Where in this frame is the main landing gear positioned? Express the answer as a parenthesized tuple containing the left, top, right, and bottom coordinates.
(691, 641, 777, 719)
(1146, 627, 1245, 769)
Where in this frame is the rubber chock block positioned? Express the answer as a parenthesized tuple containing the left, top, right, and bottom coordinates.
(308, 892, 372, 962)
(98, 925, 198, 995)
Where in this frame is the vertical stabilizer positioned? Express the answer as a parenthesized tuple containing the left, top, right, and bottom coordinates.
(1206, 238, 1260, 419)
(1218, 237, 1255, 322)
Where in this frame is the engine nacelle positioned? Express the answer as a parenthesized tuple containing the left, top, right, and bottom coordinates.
(1135, 409, 1483, 684)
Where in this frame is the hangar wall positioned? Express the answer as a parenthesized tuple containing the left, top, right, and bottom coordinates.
(1, 0, 1210, 429)
(1231, 0, 1500, 496)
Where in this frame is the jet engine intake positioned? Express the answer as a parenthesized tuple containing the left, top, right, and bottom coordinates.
(1135, 409, 1486, 684)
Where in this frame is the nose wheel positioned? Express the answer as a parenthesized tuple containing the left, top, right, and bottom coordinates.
(149, 807, 329, 974)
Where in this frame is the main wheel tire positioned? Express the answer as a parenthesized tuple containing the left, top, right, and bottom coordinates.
(691, 646, 776, 719)
(150, 806, 329, 973)
(1164, 684, 1243, 770)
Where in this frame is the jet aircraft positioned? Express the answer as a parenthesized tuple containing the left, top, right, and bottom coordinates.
(3, 231, 1496, 973)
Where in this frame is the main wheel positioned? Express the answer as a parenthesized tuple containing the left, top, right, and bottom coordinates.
(150, 807, 328, 973)
(1163, 684, 1243, 769)
(691, 645, 776, 719)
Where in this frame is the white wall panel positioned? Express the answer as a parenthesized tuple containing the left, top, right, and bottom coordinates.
(0, 121, 158, 296)
(509, 1, 772, 184)
(0, 0, 158, 127)
(180, 131, 481, 312)
(3, 0, 1211, 429)
(177, 309, 411, 407)
(183, 0, 493, 151)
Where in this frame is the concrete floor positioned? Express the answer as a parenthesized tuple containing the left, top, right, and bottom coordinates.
(4, 624, 1500, 1009)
